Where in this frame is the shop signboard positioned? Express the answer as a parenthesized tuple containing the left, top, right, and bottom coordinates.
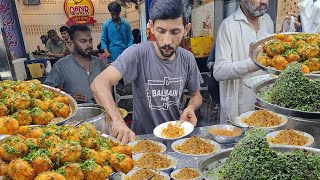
(0, 0, 26, 59)
(64, 0, 97, 26)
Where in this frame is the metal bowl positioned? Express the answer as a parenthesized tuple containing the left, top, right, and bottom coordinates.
(206, 124, 243, 144)
(65, 103, 107, 133)
(65, 103, 129, 134)
(253, 74, 320, 119)
(198, 146, 320, 180)
(248, 32, 320, 75)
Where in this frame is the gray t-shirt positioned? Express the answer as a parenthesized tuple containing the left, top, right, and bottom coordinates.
(44, 54, 106, 103)
(46, 39, 65, 54)
(112, 42, 202, 135)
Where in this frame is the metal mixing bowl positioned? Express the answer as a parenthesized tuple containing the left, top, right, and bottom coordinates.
(207, 124, 243, 144)
(65, 103, 129, 134)
(66, 103, 108, 133)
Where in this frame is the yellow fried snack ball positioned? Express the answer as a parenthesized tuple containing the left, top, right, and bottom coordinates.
(111, 145, 133, 157)
(81, 159, 106, 180)
(43, 99, 54, 110)
(271, 55, 288, 70)
(265, 40, 286, 57)
(301, 64, 310, 74)
(35, 171, 66, 180)
(38, 133, 61, 149)
(58, 125, 77, 140)
(48, 140, 82, 165)
(12, 93, 31, 111)
(24, 149, 53, 176)
(99, 149, 112, 162)
(18, 126, 30, 136)
(0, 103, 8, 117)
(25, 127, 44, 138)
(80, 137, 99, 149)
(81, 148, 103, 166)
(53, 95, 70, 106)
(30, 107, 54, 125)
(57, 163, 84, 180)
(0, 159, 8, 176)
(51, 102, 70, 118)
(12, 110, 32, 126)
(32, 99, 48, 111)
(78, 123, 98, 138)
(103, 165, 114, 178)
(25, 138, 39, 149)
(305, 58, 320, 72)
(0, 135, 28, 161)
(0, 116, 19, 135)
(8, 158, 35, 180)
(109, 153, 134, 174)
(29, 90, 43, 99)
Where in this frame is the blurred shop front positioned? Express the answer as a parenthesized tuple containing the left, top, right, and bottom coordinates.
(0, 0, 140, 81)
(0, 0, 26, 81)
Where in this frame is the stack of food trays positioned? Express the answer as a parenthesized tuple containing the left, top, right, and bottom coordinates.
(121, 120, 211, 180)
(0, 80, 77, 136)
(0, 124, 135, 180)
(122, 139, 172, 180)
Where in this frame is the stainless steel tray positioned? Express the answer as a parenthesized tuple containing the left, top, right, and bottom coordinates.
(198, 146, 320, 180)
(249, 33, 320, 75)
(42, 84, 78, 125)
(252, 75, 320, 119)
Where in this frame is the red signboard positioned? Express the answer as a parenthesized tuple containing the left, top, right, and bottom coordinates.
(64, 0, 96, 26)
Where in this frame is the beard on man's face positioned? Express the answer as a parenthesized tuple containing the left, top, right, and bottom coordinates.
(156, 41, 177, 58)
(74, 45, 92, 57)
(244, 1, 268, 17)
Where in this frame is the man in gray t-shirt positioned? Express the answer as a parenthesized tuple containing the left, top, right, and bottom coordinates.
(45, 25, 106, 103)
(92, 0, 203, 144)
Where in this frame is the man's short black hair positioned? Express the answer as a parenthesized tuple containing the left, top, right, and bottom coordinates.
(59, 26, 69, 33)
(69, 24, 91, 40)
(108, 1, 121, 13)
(47, 29, 57, 35)
(149, 0, 187, 26)
(97, 43, 104, 53)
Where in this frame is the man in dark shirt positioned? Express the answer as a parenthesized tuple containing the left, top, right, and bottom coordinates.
(45, 25, 106, 103)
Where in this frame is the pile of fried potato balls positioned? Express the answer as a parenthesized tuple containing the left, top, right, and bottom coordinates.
(0, 124, 134, 180)
(0, 80, 71, 135)
(259, 33, 320, 73)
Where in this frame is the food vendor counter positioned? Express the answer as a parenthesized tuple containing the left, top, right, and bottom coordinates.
(134, 121, 320, 171)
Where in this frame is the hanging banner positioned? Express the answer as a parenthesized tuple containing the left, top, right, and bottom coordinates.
(64, 0, 97, 26)
(0, 0, 26, 59)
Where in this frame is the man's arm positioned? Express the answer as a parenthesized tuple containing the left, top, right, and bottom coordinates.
(91, 65, 135, 144)
(213, 21, 259, 81)
(100, 23, 111, 57)
(180, 90, 202, 126)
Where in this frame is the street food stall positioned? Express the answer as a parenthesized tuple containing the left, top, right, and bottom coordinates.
(1, 1, 320, 180)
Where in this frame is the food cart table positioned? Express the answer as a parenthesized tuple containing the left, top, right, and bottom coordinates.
(134, 120, 320, 171)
